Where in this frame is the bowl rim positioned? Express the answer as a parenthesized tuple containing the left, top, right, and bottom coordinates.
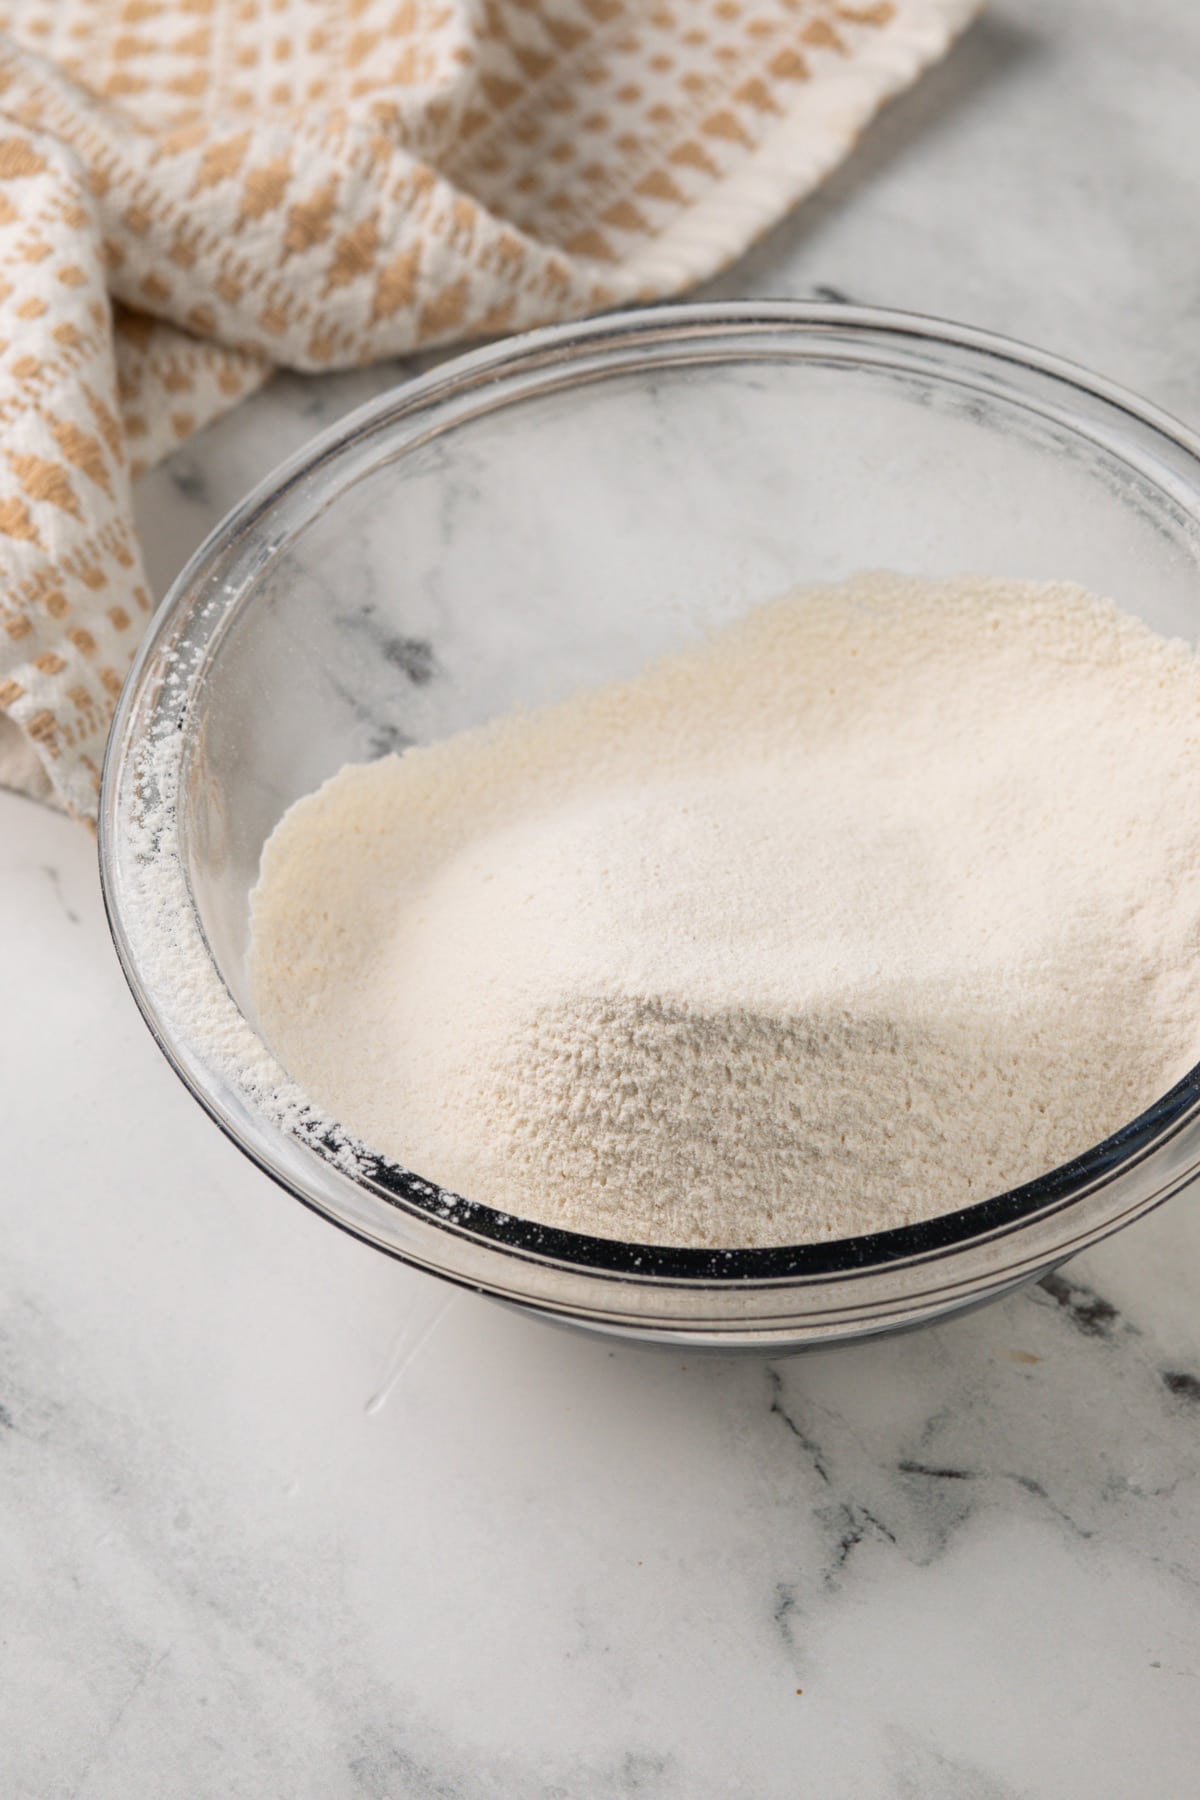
(98, 298, 1200, 1340)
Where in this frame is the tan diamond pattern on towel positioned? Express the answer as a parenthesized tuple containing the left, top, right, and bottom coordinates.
(0, 0, 977, 819)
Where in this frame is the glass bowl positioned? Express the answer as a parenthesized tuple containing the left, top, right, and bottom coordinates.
(99, 302, 1200, 1351)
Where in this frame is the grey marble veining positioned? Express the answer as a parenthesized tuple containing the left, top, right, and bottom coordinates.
(7, 2, 1200, 1794)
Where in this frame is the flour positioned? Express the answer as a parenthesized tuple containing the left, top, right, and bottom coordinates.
(248, 573, 1200, 1248)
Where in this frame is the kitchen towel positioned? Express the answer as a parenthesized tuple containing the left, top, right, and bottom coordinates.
(0, 0, 975, 818)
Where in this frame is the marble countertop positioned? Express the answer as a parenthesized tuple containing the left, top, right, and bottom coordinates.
(4, 2, 1200, 1794)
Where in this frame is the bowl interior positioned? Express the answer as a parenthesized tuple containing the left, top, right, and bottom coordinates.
(186, 339, 1200, 1032)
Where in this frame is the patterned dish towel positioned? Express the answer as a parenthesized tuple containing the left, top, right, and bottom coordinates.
(0, 0, 976, 819)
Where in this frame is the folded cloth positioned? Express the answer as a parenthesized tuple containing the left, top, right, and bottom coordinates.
(0, 0, 976, 819)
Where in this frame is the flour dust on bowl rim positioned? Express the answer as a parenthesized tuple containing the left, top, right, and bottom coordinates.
(99, 301, 1200, 1351)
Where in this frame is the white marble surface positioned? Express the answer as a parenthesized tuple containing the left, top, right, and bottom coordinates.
(5, 2, 1200, 1794)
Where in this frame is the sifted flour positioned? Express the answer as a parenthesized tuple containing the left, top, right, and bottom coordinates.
(248, 573, 1200, 1248)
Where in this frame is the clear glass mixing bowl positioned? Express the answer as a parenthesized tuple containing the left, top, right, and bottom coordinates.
(99, 302, 1200, 1350)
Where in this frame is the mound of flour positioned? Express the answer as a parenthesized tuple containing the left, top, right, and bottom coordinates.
(248, 573, 1200, 1247)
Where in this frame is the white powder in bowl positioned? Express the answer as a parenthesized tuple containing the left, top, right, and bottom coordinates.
(247, 573, 1200, 1248)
